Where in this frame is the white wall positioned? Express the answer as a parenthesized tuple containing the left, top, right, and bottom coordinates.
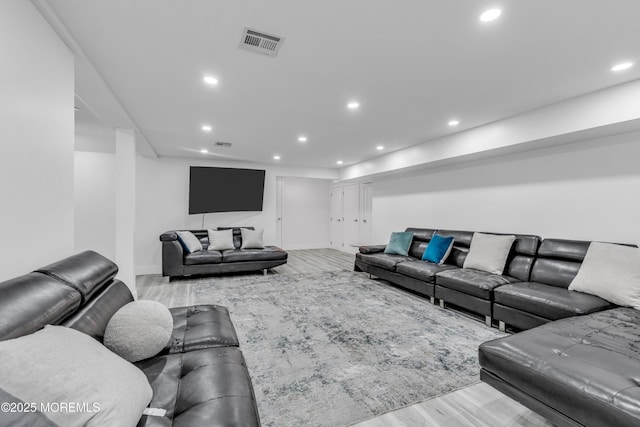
(0, 1, 74, 280)
(280, 177, 331, 249)
(371, 133, 640, 246)
(135, 156, 337, 274)
(74, 152, 116, 260)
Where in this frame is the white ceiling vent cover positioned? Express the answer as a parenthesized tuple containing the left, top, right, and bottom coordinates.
(239, 28, 284, 57)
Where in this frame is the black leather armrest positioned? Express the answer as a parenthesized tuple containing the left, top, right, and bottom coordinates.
(160, 231, 178, 242)
(359, 245, 386, 254)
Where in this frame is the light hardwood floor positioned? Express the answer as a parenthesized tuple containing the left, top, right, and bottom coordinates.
(137, 248, 554, 427)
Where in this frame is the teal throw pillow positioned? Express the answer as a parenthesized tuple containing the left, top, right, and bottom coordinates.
(422, 234, 455, 264)
(384, 232, 414, 256)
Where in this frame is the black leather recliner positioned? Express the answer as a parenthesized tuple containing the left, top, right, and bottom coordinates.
(0, 250, 261, 426)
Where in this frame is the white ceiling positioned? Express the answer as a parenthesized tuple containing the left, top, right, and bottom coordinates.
(46, 0, 640, 168)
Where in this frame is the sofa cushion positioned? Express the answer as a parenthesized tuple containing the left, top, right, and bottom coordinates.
(436, 268, 517, 299)
(176, 231, 203, 254)
(184, 250, 223, 265)
(396, 261, 458, 284)
(0, 325, 152, 427)
(384, 231, 414, 256)
(164, 305, 239, 353)
(463, 233, 516, 274)
(568, 242, 640, 309)
(422, 234, 454, 264)
(207, 229, 235, 251)
(355, 252, 414, 271)
(495, 282, 612, 320)
(104, 300, 173, 362)
(241, 228, 264, 249)
(222, 246, 288, 263)
(479, 308, 640, 427)
(136, 347, 260, 427)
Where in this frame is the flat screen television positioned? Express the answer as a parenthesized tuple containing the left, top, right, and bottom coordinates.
(189, 166, 266, 214)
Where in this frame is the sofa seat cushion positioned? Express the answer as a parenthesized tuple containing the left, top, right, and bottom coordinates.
(396, 261, 458, 284)
(494, 282, 613, 321)
(222, 246, 287, 263)
(479, 308, 640, 427)
(136, 347, 260, 427)
(164, 305, 239, 354)
(355, 252, 414, 271)
(436, 268, 517, 299)
(184, 251, 223, 265)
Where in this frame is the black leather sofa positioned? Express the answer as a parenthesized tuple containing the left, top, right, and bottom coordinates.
(0, 250, 261, 426)
(160, 227, 288, 281)
(355, 228, 540, 326)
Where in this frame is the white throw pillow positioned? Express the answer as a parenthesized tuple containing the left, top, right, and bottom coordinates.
(569, 242, 640, 308)
(241, 228, 264, 249)
(207, 228, 235, 251)
(104, 300, 173, 362)
(463, 233, 516, 275)
(0, 325, 152, 427)
(175, 230, 202, 253)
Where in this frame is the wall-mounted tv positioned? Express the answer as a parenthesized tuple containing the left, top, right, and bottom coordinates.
(189, 166, 266, 214)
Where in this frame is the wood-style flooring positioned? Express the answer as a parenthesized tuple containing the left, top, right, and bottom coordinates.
(137, 248, 553, 427)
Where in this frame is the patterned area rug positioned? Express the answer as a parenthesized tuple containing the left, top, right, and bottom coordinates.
(154, 271, 506, 426)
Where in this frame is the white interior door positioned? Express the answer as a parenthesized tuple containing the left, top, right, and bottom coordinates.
(276, 178, 283, 247)
(329, 186, 342, 249)
(361, 183, 373, 245)
(342, 184, 360, 253)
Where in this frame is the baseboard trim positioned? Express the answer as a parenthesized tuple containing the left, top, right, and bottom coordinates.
(136, 265, 161, 276)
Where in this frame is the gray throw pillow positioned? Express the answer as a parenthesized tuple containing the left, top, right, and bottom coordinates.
(104, 300, 173, 362)
(241, 228, 264, 249)
(0, 325, 152, 426)
(176, 230, 202, 253)
(207, 228, 235, 251)
(569, 242, 640, 308)
(463, 232, 516, 275)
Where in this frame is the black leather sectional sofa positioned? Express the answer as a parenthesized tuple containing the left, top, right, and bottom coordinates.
(0, 251, 260, 426)
(356, 227, 640, 426)
(160, 227, 288, 281)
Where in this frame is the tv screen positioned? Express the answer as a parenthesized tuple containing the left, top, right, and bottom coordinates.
(189, 167, 266, 214)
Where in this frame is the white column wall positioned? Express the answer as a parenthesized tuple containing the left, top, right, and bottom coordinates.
(0, 1, 74, 280)
(115, 129, 137, 295)
(280, 178, 331, 250)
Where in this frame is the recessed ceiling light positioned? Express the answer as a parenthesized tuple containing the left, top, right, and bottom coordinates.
(611, 62, 634, 72)
(200, 149, 208, 154)
(448, 119, 460, 127)
(336, 160, 344, 165)
(203, 75, 219, 85)
(376, 145, 384, 150)
(347, 102, 360, 110)
(298, 136, 307, 142)
(201, 125, 212, 132)
(480, 9, 502, 22)
(273, 155, 281, 160)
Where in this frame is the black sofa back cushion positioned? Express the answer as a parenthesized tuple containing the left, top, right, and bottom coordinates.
(0, 272, 81, 341)
(63, 280, 134, 341)
(404, 228, 436, 258)
(35, 250, 118, 303)
(434, 229, 474, 267)
(531, 239, 591, 288)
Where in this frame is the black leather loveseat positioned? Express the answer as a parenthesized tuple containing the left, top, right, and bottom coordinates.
(0, 250, 260, 426)
(160, 227, 287, 281)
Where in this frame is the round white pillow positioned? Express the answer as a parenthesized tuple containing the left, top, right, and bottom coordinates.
(104, 300, 173, 362)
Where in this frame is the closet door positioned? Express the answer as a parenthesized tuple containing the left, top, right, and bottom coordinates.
(342, 183, 360, 253)
(361, 183, 373, 245)
(329, 186, 342, 249)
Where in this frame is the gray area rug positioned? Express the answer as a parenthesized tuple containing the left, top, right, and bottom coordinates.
(169, 271, 505, 426)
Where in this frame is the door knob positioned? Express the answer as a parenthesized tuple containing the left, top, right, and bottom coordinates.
(353, 219, 358, 222)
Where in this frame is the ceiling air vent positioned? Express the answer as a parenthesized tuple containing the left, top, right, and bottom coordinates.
(239, 27, 284, 57)
(215, 141, 232, 148)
